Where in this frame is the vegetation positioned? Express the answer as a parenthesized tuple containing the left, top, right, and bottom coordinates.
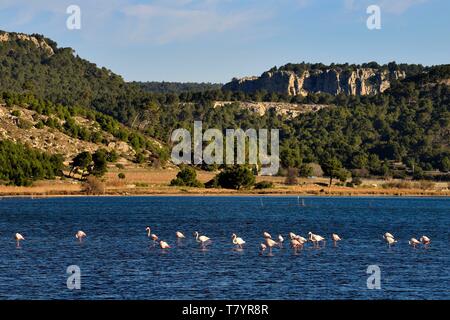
(69, 149, 115, 179)
(216, 166, 255, 190)
(320, 157, 349, 186)
(0, 92, 169, 163)
(1, 31, 449, 184)
(91, 149, 108, 177)
(285, 168, 299, 185)
(170, 166, 203, 187)
(83, 176, 105, 195)
(0, 140, 63, 186)
(134, 81, 222, 94)
(254, 181, 274, 189)
(69, 151, 92, 178)
(277, 61, 425, 77)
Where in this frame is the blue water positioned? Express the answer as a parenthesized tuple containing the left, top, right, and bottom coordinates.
(0, 196, 448, 300)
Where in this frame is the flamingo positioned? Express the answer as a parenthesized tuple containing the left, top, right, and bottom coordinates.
(308, 232, 325, 248)
(332, 233, 342, 247)
(176, 231, 185, 239)
(260, 243, 267, 254)
(278, 235, 284, 248)
(231, 233, 246, 249)
(159, 240, 171, 249)
(263, 232, 272, 239)
(295, 235, 308, 244)
(409, 238, 420, 248)
(420, 236, 431, 248)
(194, 231, 210, 249)
(146, 227, 158, 243)
(384, 232, 394, 239)
(289, 232, 297, 240)
(290, 239, 304, 254)
(15, 233, 24, 247)
(265, 237, 278, 255)
(75, 230, 87, 242)
(383, 234, 397, 248)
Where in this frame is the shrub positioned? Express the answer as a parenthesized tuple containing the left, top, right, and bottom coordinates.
(392, 170, 407, 179)
(298, 163, 313, 177)
(285, 168, 298, 185)
(416, 180, 435, 190)
(118, 173, 126, 179)
(83, 176, 105, 195)
(216, 165, 255, 190)
(205, 176, 220, 188)
(106, 150, 118, 162)
(34, 120, 45, 129)
(254, 181, 274, 189)
(351, 177, 363, 186)
(135, 182, 149, 187)
(351, 168, 370, 178)
(116, 163, 125, 169)
(134, 152, 145, 164)
(11, 110, 21, 117)
(170, 166, 203, 187)
(382, 181, 412, 189)
(18, 118, 33, 130)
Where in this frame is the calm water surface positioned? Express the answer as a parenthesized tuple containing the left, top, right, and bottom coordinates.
(0, 196, 448, 300)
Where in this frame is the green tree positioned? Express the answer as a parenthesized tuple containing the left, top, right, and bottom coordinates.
(320, 157, 348, 186)
(91, 149, 108, 177)
(217, 165, 255, 190)
(439, 156, 450, 172)
(70, 151, 92, 178)
(170, 166, 203, 187)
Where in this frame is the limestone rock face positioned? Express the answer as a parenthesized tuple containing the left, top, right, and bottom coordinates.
(0, 31, 54, 56)
(224, 67, 406, 96)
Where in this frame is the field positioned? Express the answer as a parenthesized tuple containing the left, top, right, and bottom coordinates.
(0, 165, 449, 197)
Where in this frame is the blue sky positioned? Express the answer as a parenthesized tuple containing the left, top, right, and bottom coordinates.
(0, 0, 448, 83)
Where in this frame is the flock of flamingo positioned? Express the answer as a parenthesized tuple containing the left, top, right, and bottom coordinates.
(11, 228, 431, 253)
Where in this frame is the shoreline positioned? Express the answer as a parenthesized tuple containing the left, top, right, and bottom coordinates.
(1, 171, 449, 199)
(1, 189, 449, 199)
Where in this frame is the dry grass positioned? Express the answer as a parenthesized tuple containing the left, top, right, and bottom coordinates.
(0, 168, 449, 197)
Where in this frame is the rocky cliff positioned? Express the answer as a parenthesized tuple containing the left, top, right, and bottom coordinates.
(0, 31, 54, 56)
(223, 66, 406, 96)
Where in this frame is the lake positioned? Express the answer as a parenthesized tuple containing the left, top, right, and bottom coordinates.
(0, 196, 448, 300)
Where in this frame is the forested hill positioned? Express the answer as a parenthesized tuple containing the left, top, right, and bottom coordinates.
(0, 30, 148, 125)
(1, 30, 450, 177)
(133, 81, 222, 94)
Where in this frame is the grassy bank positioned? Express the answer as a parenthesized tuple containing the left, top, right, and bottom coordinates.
(0, 168, 449, 198)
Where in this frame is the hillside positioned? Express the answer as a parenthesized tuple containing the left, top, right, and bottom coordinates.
(0, 30, 147, 125)
(0, 103, 134, 161)
(1, 30, 449, 187)
(134, 81, 222, 94)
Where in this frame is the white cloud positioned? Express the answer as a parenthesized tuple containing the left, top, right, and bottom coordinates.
(0, 0, 272, 44)
(120, 1, 271, 44)
(343, 0, 429, 14)
(379, 0, 428, 14)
